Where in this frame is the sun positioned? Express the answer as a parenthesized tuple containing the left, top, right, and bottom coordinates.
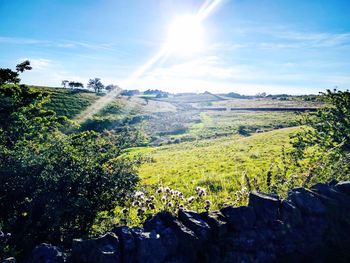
(166, 15, 205, 55)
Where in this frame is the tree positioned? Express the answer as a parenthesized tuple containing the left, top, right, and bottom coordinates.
(292, 89, 350, 183)
(105, 84, 118, 92)
(0, 60, 32, 85)
(0, 73, 139, 258)
(16, 60, 32, 73)
(0, 68, 19, 85)
(68, 81, 84, 89)
(61, 80, 69, 88)
(87, 78, 104, 93)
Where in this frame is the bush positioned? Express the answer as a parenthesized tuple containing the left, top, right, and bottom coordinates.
(0, 84, 139, 258)
(291, 89, 350, 183)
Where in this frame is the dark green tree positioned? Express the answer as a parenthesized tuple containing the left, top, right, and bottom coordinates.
(292, 89, 350, 183)
(15, 60, 32, 73)
(87, 78, 104, 93)
(0, 68, 139, 258)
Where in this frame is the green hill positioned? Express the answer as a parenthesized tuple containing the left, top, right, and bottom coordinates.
(129, 127, 300, 209)
(31, 86, 99, 119)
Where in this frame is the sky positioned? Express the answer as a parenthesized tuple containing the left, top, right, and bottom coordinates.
(0, 0, 350, 95)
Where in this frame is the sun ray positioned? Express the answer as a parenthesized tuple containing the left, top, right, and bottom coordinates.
(74, 0, 227, 124)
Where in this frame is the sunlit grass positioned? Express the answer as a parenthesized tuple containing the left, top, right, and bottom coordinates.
(131, 127, 300, 210)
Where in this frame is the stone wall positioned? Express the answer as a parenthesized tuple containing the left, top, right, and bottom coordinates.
(5, 181, 350, 263)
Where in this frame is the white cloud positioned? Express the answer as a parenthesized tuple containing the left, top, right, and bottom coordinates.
(19, 58, 51, 70)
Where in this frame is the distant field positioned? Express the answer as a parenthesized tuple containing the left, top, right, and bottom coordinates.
(31, 86, 99, 119)
(29, 86, 316, 146)
(191, 97, 323, 109)
(132, 127, 300, 209)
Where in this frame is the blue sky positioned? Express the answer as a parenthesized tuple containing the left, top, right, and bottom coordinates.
(0, 0, 349, 94)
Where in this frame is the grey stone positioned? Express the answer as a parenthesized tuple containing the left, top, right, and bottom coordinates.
(220, 206, 256, 229)
(178, 210, 211, 240)
(29, 243, 64, 263)
(335, 181, 350, 196)
(200, 211, 228, 238)
(72, 233, 120, 263)
(288, 188, 327, 215)
(2, 258, 16, 263)
(112, 226, 135, 263)
(248, 191, 280, 223)
(280, 200, 302, 227)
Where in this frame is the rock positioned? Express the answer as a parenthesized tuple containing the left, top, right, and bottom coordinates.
(2, 258, 16, 263)
(200, 211, 229, 238)
(335, 181, 350, 196)
(143, 211, 199, 262)
(220, 206, 256, 229)
(288, 188, 327, 215)
(311, 183, 350, 208)
(131, 228, 169, 263)
(280, 200, 302, 227)
(113, 226, 135, 263)
(178, 210, 211, 240)
(248, 191, 280, 223)
(72, 233, 121, 263)
(20, 181, 350, 263)
(29, 243, 64, 263)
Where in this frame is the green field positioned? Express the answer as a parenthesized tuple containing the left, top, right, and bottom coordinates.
(30, 87, 99, 119)
(129, 127, 300, 210)
(30, 87, 314, 203)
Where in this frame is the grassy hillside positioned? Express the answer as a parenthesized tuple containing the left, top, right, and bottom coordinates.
(130, 127, 300, 209)
(31, 86, 99, 119)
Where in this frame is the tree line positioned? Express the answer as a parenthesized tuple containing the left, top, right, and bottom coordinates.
(61, 78, 118, 94)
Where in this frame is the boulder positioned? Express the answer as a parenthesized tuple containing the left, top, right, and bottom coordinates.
(72, 233, 121, 263)
(131, 228, 169, 263)
(113, 226, 135, 263)
(143, 211, 199, 262)
(288, 188, 327, 215)
(248, 192, 280, 223)
(178, 210, 211, 240)
(335, 181, 350, 196)
(29, 243, 65, 263)
(280, 200, 302, 227)
(2, 258, 16, 263)
(220, 206, 256, 229)
(200, 211, 228, 238)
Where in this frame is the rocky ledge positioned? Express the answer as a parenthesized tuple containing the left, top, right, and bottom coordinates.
(4, 181, 350, 263)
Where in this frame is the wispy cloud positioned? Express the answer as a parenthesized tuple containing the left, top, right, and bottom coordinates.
(0, 36, 117, 51)
(19, 58, 51, 70)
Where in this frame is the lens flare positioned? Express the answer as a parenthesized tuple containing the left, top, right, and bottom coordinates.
(74, 0, 225, 124)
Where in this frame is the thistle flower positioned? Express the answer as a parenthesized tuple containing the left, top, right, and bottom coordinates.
(132, 200, 140, 207)
(137, 208, 144, 216)
(156, 187, 163, 194)
(204, 200, 211, 211)
(134, 191, 145, 199)
(188, 196, 195, 203)
(164, 187, 171, 193)
(150, 195, 155, 200)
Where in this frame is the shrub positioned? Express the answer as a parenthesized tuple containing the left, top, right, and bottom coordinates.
(0, 84, 139, 258)
(291, 89, 350, 184)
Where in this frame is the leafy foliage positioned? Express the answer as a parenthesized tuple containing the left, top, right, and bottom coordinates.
(291, 89, 350, 183)
(87, 78, 104, 93)
(0, 76, 139, 258)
